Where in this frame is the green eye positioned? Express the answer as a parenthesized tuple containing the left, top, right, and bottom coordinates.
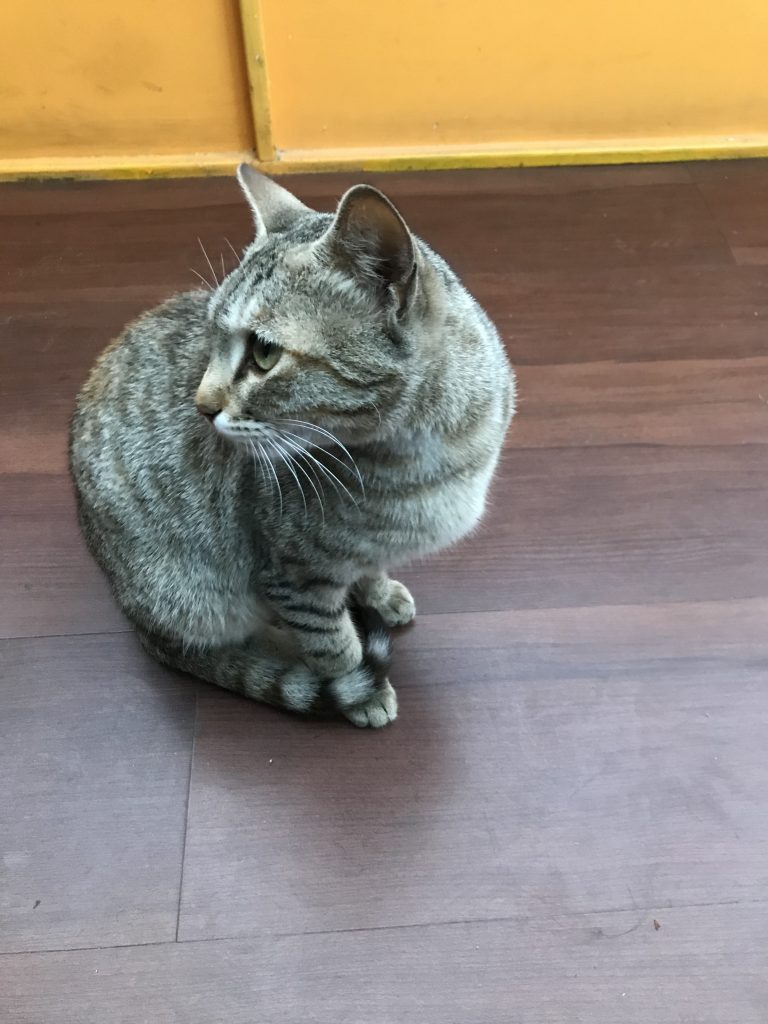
(248, 331, 281, 372)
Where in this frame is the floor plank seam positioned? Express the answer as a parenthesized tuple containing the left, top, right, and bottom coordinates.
(175, 685, 199, 943)
(0, 895, 761, 958)
(0, 628, 132, 644)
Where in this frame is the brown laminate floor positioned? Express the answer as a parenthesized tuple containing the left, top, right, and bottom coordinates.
(1, 162, 768, 1022)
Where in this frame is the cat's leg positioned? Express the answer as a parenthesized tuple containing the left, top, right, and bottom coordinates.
(261, 577, 398, 728)
(353, 572, 416, 627)
(137, 624, 396, 728)
(263, 579, 363, 678)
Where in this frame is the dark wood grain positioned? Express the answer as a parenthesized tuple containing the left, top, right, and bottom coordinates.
(401, 444, 768, 614)
(1, 163, 767, 1019)
(177, 597, 768, 941)
(0, 633, 196, 953)
(398, 184, 733, 278)
(468, 263, 768, 365)
(2, 906, 767, 1024)
(689, 159, 768, 261)
(0, 474, 127, 637)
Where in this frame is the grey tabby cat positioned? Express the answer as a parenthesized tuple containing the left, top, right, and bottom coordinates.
(70, 166, 515, 727)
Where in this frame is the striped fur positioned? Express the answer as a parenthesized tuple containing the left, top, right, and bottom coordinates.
(69, 169, 515, 727)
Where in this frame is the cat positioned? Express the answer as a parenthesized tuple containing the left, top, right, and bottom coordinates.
(69, 165, 515, 727)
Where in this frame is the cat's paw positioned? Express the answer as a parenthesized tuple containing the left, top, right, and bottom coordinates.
(343, 681, 398, 729)
(366, 578, 416, 627)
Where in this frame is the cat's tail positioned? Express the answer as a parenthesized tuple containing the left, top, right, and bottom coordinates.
(350, 602, 392, 679)
(137, 608, 396, 728)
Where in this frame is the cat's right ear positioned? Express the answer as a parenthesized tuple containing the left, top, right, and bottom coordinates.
(236, 164, 310, 238)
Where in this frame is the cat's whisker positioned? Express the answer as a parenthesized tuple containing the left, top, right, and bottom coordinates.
(224, 237, 240, 263)
(276, 419, 365, 495)
(190, 267, 214, 291)
(276, 434, 326, 498)
(279, 425, 364, 497)
(247, 437, 263, 481)
(278, 435, 344, 516)
(257, 444, 276, 503)
(197, 237, 220, 287)
(279, 430, 360, 507)
(267, 437, 307, 517)
(247, 439, 268, 489)
(305, 450, 361, 508)
(259, 439, 283, 518)
(272, 436, 325, 523)
(219, 253, 226, 282)
(300, 449, 357, 507)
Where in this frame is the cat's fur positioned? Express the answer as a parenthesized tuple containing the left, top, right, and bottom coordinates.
(69, 167, 515, 727)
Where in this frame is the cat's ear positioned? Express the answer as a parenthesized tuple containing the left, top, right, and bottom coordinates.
(236, 163, 309, 238)
(322, 185, 417, 315)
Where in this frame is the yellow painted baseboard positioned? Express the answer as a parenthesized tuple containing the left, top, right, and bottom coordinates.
(261, 136, 768, 174)
(2, 136, 768, 182)
(0, 152, 255, 182)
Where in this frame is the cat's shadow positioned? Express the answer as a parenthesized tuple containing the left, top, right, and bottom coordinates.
(138, 629, 462, 933)
(188, 644, 451, 816)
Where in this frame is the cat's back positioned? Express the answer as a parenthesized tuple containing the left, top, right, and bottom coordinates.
(72, 290, 208, 433)
(69, 289, 219, 550)
(69, 289, 257, 637)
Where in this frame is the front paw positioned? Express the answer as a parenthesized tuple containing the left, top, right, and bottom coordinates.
(367, 578, 416, 627)
(324, 666, 398, 729)
(343, 680, 398, 729)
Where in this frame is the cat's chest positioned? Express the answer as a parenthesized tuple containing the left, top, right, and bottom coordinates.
(311, 460, 493, 572)
(366, 435, 496, 558)
(387, 463, 494, 562)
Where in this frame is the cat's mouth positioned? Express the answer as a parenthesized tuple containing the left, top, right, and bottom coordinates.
(208, 409, 261, 442)
(211, 411, 336, 453)
(210, 411, 299, 447)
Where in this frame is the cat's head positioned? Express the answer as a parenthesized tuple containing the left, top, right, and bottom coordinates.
(196, 166, 427, 449)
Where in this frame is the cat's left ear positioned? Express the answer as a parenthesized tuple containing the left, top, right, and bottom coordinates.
(236, 163, 310, 238)
(322, 185, 417, 315)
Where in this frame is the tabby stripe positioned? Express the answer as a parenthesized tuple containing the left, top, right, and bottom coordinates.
(301, 643, 348, 659)
(287, 620, 341, 635)
(273, 598, 344, 618)
(274, 561, 344, 589)
(298, 574, 343, 589)
(312, 538, 358, 561)
(289, 351, 398, 391)
(302, 403, 381, 420)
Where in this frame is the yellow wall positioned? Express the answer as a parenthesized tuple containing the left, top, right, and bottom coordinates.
(2, 0, 768, 178)
(260, 0, 768, 165)
(0, 0, 253, 174)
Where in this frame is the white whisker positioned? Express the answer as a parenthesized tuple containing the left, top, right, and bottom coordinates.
(257, 444, 277, 505)
(306, 449, 361, 507)
(277, 433, 326, 496)
(279, 430, 360, 506)
(260, 440, 283, 517)
(220, 252, 226, 282)
(198, 237, 220, 287)
(224, 237, 240, 263)
(248, 439, 268, 489)
(276, 419, 365, 494)
(279, 434, 344, 515)
(190, 267, 213, 291)
(267, 437, 307, 517)
(272, 437, 325, 523)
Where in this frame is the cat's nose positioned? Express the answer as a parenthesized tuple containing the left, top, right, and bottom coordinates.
(196, 401, 221, 421)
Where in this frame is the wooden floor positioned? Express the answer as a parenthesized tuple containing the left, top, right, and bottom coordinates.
(2, 162, 768, 1022)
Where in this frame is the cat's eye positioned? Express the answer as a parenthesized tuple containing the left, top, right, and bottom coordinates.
(248, 332, 282, 372)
